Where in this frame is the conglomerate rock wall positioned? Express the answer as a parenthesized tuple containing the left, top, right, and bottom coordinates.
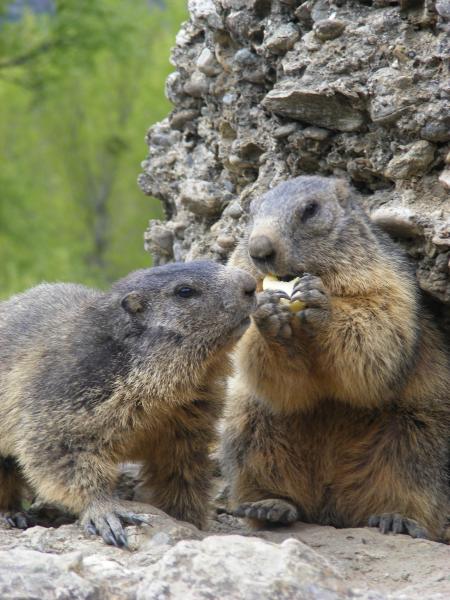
(139, 0, 449, 327)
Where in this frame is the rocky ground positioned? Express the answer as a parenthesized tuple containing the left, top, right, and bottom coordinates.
(1, 506, 449, 599)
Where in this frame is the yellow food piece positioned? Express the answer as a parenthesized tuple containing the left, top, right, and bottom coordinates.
(262, 275, 305, 312)
(281, 298, 305, 313)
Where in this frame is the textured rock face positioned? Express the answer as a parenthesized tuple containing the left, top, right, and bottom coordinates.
(139, 0, 449, 331)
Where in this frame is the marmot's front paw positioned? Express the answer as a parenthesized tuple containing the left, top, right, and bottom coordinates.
(291, 275, 330, 330)
(368, 513, 429, 539)
(81, 500, 149, 548)
(253, 291, 293, 339)
(234, 498, 298, 525)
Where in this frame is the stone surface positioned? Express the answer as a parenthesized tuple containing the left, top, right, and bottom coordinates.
(265, 22, 300, 53)
(139, 0, 450, 336)
(384, 141, 436, 180)
(262, 83, 365, 132)
(314, 18, 346, 41)
(1, 510, 449, 599)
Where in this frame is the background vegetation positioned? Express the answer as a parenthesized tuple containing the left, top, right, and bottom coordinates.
(0, 0, 186, 296)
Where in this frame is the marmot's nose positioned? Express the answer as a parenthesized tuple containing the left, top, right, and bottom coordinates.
(240, 272, 257, 297)
(231, 269, 256, 298)
(249, 234, 276, 263)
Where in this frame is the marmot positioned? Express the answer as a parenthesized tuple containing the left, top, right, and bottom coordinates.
(221, 176, 450, 541)
(0, 261, 256, 546)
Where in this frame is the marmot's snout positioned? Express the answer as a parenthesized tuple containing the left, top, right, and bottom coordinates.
(236, 269, 257, 298)
(249, 233, 277, 271)
(224, 268, 256, 313)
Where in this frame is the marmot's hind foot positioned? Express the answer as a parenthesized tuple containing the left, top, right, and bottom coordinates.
(1, 511, 33, 529)
(368, 513, 429, 539)
(234, 499, 298, 525)
(81, 501, 150, 548)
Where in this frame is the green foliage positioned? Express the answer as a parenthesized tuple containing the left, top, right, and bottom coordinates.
(0, 0, 187, 296)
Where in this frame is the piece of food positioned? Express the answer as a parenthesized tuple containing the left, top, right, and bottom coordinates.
(262, 274, 305, 312)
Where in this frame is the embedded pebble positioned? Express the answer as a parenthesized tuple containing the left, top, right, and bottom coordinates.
(384, 141, 435, 180)
(438, 169, 450, 190)
(314, 19, 346, 42)
(196, 47, 221, 76)
(265, 23, 300, 53)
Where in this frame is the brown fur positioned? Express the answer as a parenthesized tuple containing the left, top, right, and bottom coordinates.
(0, 261, 255, 545)
(221, 176, 450, 541)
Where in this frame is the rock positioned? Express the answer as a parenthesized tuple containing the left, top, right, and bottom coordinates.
(144, 222, 174, 260)
(136, 536, 369, 600)
(216, 234, 236, 249)
(184, 71, 210, 98)
(314, 19, 346, 42)
(223, 201, 243, 218)
(180, 179, 225, 217)
(273, 122, 299, 139)
(295, 2, 314, 29)
(196, 47, 221, 76)
(232, 48, 264, 83)
(421, 117, 450, 143)
(140, 0, 450, 335)
(0, 548, 95, 600)
(188, 0, 222, 30)
(302, 126, 330, 141)
(170, 109, 199, 130)
(263, 83, 365, 132)
(384, 141, 435, 180)
(265, 23, 300, 53)
(439, 169, 450, 190)
(436, 0, 450, 19)
(368, 68, 415, 126)
(371, 207, 423, 238)
(2, 515, 450, 599)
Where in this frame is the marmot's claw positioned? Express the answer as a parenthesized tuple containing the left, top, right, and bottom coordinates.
(293, 274, 326, 293)
(2, 511, 32, 529)
(234, 499, 298, 524)
(291, 275, 330, 329)
(84, 512, 128, 548)
(82, 502, 149, 548)
(121, 512, 150, 526)
(368, 513, 429, 539)
(292, 275, 329, 308)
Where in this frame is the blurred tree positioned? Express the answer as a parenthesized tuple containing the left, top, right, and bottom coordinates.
(0, 0, 186, 295)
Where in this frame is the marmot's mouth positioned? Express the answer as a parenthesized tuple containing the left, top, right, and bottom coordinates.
(255, 272, 302, 292)
(278, 274, 300, 282)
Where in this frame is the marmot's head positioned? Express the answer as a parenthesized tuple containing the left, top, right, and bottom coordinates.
(108, 261, 255, 379)
(233, 176, 370, 282)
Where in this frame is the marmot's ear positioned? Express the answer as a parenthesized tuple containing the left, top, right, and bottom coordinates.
(121, 291, 145, 314)
(334, 179, 351, 207)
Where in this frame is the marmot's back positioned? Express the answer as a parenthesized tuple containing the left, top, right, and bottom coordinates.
(0, 283, 99, 365)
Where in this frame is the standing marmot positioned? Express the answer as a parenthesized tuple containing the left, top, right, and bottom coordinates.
(0, 261, 255, 546)
(221, 176, 450, 541)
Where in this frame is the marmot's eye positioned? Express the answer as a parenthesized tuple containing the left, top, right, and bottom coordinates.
(301, 201, 319, 222)
(175, 286, 197, 299)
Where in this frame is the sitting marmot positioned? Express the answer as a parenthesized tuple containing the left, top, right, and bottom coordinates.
(0, 261, 255, 546)
(221, 176, 450, 541)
